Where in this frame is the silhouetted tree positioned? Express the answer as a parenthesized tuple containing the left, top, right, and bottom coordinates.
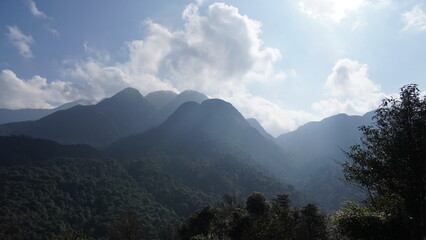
(246, 192, 270, 216)
(343, 84, 426, 239)
(108, 210, 144, 240)
(294, 203, 327, 240)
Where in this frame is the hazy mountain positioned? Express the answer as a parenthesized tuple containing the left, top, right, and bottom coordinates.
(276, 112, 373, 169)
(145, 90, 178, 110)
(0, 99, 92, 124)
(109, 99, 297, 194)
(247, 118, 274, 140)
(0, 88, 156, 146)
(150, 90, 208, 126)
(275, 111, 374, 211)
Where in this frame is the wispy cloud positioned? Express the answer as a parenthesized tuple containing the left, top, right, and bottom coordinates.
(27, 0, 48, 19)
(402, 4, 426, 31)
(298, 0, 389, 23)
(299, 0, 367, 22)
(6, 26, 35, 58)
(26, 0, 60, 36)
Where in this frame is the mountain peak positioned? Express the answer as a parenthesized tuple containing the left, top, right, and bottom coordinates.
(97, 87, 149, 109)
(178, 90, 208, 101)
(145, 90, 178, 110)
(112, 87, 142, 99)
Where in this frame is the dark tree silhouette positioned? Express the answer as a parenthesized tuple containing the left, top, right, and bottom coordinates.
(343, 84, 426, 239)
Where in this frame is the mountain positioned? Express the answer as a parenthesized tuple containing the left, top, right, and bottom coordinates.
(0, 99, 92, 124)
(247, 118, 274, 140)
(145, 90, 178, 110)
(108, 99, 299, 200)
(0, 136, 179, 239)
(0, 88, 156, 146)
(150, 90, 208, 125)
(275, 111, 374, 211)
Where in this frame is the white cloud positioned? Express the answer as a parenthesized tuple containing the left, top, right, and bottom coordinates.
(142, 2, 282, 94)
(299, 0, 367, 22)
(312, 58, 386, 116)
(325, 58, 379, 97)
(0, 70, 81, 109)
(27, 0, 48, 19)
(26, 0, 60, 36)
(298, 0, 389, 23)
(6, 26, 34, 58)
(223, 92, 316, 136)
(402, 4, 426, 31)
(65, 3, 283, 103)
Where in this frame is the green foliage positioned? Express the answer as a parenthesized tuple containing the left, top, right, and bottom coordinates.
(341, 84, 425, 239)
(0, 137, 179, 239)
(293, 203, 328, 240)
(179, 193, 328, 240)
(246, 192, 270, 216)
(330, 200, 408, 240)
(108, 210, 145, 240)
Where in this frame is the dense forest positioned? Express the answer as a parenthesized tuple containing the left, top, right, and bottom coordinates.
(0, 84, 424, 239)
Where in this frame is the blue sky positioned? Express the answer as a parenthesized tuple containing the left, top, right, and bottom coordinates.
(1, 0, 425, 136)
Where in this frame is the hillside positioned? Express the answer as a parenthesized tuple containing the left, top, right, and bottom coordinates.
(275, 112, 374, 210)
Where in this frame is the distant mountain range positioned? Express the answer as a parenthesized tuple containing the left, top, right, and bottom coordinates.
(0, 87, 375, 214)
(0, 88, 208, 146)
(0, 99, 93, 124)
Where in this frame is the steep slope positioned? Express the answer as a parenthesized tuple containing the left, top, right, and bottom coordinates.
(150, 90, 208, 126)
(0, 88, 155, 146)
(276, 112, 373, 170)
(145, 90, 178, 110)
(275, 111, 374, 211)
(0, 99, 92, 124)
(108, 99, 300, 202)
(247, 118, 274, 140)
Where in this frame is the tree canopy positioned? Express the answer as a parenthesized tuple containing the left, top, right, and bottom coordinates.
(341, 84, 426, 239)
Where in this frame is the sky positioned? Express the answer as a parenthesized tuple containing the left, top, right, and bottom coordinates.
(0, 0, 425, 136)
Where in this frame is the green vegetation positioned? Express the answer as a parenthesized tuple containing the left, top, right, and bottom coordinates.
(333, 84, 426, 239)
(179, 193, 327, 240)
(0, 135, 297, 239)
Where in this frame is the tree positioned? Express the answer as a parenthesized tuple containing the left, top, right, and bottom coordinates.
(342, 84, 426, 239)
(108, 210, 144, 240)
(293, 203, 328, 240)
(246, 192, 270, 216)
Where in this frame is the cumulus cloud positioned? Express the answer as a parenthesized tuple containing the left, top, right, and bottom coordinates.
(65, 2, 281, 96)
(402, 4, 426, 31)
(6, 26, 34, 58)
(0, 70, 81, 109)
(312, 59, 386, 116)
(64, 3, 283, 101)
(120, 2, 281, 94)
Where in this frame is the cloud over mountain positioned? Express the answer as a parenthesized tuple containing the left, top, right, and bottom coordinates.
(0, 70, 80, 109)
(0, 1, 390, 136)
(312, 58, 386, 116)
